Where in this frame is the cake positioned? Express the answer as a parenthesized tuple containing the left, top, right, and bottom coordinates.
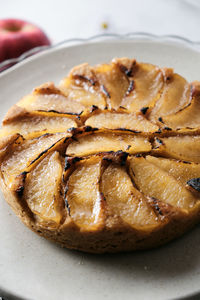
(1, 57, 200, 253)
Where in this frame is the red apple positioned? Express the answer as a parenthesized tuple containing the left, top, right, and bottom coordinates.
(0, 19, 51, 63)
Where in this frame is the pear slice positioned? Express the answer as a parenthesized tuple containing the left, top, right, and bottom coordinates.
(1, 132, 69, 187)
(24, 151, 63, 224)
(152, 135, 200, 163)
(18, 93, 85, 116)
(60, 63, 106, 109)
(100, 163, 159, 230)
(62, 88, 106, 110)
(146, 155, 200, 186)
(85, 111, 159, 133)
(149, 70, 191, 121)
(66, 131, 151, 157)
(120, 61, 163, 112)
(162, 81, 200, 129)
(65, 156, 104, 230)
(129, 156, 197, 210)
(94, 62, 130, 110)
(2, 108, 77, 137)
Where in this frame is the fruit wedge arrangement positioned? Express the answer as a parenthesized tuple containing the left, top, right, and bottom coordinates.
(1, 57, 200, 253)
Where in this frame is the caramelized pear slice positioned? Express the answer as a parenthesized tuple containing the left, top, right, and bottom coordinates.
(2, 108, 77, 137)
(162, 81, 200, 129)
(85, 111, 159, 132)
(146, 155, 200, 186)
(149, 70, 190, 121)
(18, 93, 85, 115)
(120, 61, 163, 112)
(94, 62, 129, 110)
(152, 136, 200, 163)
(100, 163, 159, 230)
(1, 132, 69, 187)
(66, 132, 151, 157)
(60, 63, 106, 109)
(65, 156, 104, 229)
(24, 151, 63, 224)
(62, 88, 105, 110)
(129, 156, 197, 210)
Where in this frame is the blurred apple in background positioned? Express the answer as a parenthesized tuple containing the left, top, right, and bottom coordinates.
(0, 19, 51, 63)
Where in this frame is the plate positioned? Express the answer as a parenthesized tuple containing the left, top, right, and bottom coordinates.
(1, 34, 200, 300)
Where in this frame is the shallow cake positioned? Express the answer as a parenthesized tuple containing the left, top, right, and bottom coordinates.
(1, 57, 200, 253)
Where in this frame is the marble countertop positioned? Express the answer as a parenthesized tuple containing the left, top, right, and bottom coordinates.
(1, 0, 200, 44)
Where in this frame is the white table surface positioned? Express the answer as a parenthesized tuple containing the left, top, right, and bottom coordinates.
(1, 0, 200, 44)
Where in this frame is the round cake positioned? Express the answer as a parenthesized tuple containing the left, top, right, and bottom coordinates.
(1, 57, 200, 253)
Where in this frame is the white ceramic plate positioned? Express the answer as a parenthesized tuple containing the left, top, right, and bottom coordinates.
(1, 34, 200, 300)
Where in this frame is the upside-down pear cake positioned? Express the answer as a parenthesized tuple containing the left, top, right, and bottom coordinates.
(1, 58, 200, 253)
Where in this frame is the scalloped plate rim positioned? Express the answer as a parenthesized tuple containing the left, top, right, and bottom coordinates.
(0, 32, 200, 75)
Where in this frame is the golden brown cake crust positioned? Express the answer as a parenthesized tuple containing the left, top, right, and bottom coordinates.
(1, 57, 200, 253)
